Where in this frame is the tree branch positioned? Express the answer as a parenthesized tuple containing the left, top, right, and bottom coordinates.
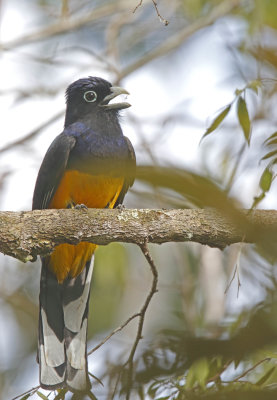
(0, 209, 277, 262)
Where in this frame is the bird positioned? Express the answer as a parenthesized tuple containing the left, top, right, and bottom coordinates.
(32, 76, 136, 392)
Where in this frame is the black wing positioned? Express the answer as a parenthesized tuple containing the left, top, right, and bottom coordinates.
(32, 133, 76, 210)
(114, 136, 136, 207)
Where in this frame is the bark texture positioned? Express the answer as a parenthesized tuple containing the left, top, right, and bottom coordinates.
(0, 208, 276, 262)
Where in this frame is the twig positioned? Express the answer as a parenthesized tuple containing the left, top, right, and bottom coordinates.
(87, 313, 140, 355)
(233, 358, 271, 382)
(119, 0, 241, 80)
(110, 241, 158, 399)
(88, 372, 104, 387)
(11, 385, 40, 400)
(207, 359, 233, 383)
(133, 0, 169, 25)
(124, 241, 158, 399)
(225, 262, 239, 295)
(225, 243, 243, 297)
(152, 0, 169, 25)
(133, 0, 143, 14)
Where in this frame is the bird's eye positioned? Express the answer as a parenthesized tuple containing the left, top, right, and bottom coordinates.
(84, 90, 97, 103)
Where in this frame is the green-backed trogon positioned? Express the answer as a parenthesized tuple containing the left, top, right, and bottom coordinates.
(32, 77, 136, 391)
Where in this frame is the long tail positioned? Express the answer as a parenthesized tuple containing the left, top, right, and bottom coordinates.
(38, 256, 94, 391)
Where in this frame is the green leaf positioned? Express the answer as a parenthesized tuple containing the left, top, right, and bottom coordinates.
(138, 385, 145, 400)
(147, 382, 159, 398)
(87, 391, 98, 400)
(186, 358, 210, 389)
(207, 356, 223, 380)
(264, 131, 277, 145)
(195, 358, 210, 389)
(247, 80, 261, 95)
(19, 394, 32, 400)
(201, 104, 231, 141)
(261, 149, 277, 161)
(251, 193, 265, 210)
(256, 366, 275, 386)
(53, 388, 68, 400)
(88, 372, 104, 386)
(260, 168, 273, 193)
(234, 358, 241, 369)
(271, 157, 277, 165)
(237, 96, 251, 144)
(265, 138, 277, 147)
(156, 397, 170, 400)
(36, 392, 48, 400)
(186, 365, 197, 389)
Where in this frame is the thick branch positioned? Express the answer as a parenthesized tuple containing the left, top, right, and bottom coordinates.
(0, 209, 276, 262)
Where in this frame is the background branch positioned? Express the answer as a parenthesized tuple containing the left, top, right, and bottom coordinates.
(0, 2, 129, 50)
(118, 0, 241, 80)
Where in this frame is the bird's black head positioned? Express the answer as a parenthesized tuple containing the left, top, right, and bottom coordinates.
(64, 76, 130, 127)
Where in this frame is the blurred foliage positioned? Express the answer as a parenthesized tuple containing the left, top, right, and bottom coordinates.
(1, 0, 277, 399)
(89, 243, 129, 336)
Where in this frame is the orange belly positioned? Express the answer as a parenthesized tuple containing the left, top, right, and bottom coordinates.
(48, 170, 124, 282)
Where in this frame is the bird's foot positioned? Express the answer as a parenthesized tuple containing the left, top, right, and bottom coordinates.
(116, 204, 125, 211)
(74, 203, 88, 210)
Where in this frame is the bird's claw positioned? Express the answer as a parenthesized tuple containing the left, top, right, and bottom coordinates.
(74, 203, 88, 210)
(116, 204, 125, 211)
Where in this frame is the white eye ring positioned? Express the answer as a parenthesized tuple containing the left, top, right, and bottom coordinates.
(84, 90, 97, 102)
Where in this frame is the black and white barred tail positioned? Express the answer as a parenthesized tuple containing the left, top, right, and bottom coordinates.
(38, 256, 94, 391)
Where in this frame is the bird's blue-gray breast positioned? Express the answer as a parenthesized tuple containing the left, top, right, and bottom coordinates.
(65, 122, 130, 176)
